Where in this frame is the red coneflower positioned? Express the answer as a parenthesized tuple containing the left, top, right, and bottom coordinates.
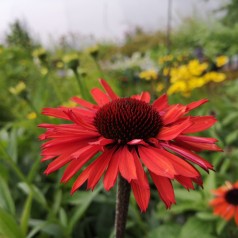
(210, 181, 238, 225)
(39, 79, 221, 211)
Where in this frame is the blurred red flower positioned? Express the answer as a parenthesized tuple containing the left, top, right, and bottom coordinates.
(39, 79, 221, 211)
(210, 181, 238, 225)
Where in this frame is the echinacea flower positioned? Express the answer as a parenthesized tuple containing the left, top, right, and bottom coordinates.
(39, 79, 221, 211)
(210, 181, 238, 225)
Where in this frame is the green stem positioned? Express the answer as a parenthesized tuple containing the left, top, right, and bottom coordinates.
(115, 175, 131, 238)
(73, 70, 89, 100)
(94, 60, 105, 78)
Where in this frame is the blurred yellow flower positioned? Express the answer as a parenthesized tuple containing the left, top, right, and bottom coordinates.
(167, 81, 187, 95)
(27, 112, 37, 120)
(188, 59, 208, 76)
(158, 55, 173, 64)
(163, 67, 170, 76)
(56, 61, 64, 68)
(204, 72, 226, 83)
(40, 67, 48, 76)
(63, 53, 79, 64)
(9, 81, 26, 95)
(215, 56, 229, 68)
(87, 45, 99, 59)
(156, 83, 165, 92)
(32, 48, 47, 61)
(139, 69, 157, 81)
(63, 53, 80, 71)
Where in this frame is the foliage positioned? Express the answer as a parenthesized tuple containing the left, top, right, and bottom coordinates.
(0, 13, 238, 238)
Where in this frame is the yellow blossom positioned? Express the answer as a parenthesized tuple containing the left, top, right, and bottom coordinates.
(162, 67, 170, 76)
(156, 83, 165, 92)
(56, 61, 64, 68)
(63, 53, 80, 71)
(204, 72, 226, 83)
(27, 112, 37, 120)
(158, 55, 173, 64)
(32, 48, 47, 61)
(139, 69, 157, 81)
(87, 45, 99, 59)
(40, 67, 48, 76)
(215, 56, 228, 68)
(188, 59, 208, 76)
(9, 81, 26, 95)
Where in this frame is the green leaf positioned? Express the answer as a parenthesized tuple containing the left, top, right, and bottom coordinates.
(174, 188, 202, 201)
(225, 130, 238, 145)
(0, 207, 24, 238)
(0, 176, 15, 215)
(179, 217, 215, 238)
(196, 212, 217, 221)
(27, 220, 63, 238)
(18, 182, 47, 208)
(20, 192, 33, 236)
(67, 185, 102, 234)
(216, 219, 227, 235)
(222, 113, 238, 126)
(8, 128, 18, 162)
(203, 171, 216, 198)
(59, 208, 68, 227)
(147, 224, 180, 238)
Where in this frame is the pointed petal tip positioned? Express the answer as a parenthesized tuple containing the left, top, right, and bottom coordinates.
(99, 78, 118, 100)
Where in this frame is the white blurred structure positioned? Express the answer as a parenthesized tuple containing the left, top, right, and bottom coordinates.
(0, 0, 227, 46)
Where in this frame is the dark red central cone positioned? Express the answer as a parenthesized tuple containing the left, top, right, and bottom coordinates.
(94, 98, 162, 142)
(225, 188, 238, 205)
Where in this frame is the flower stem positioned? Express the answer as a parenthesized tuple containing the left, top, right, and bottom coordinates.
(115, 175, 131, 238)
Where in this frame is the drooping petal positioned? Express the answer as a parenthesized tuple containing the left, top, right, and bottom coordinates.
(162, 143, 213, 172)
(44, 153, 73, 175)
(149, 172, 176, 208)
(182, 116, 217, 134)
(131, 151, 150, 211)
(131, 181, 150, 212)
(71, 164, 94, 194)
(139, 146, 175, 178)
(87, 150, 114, 190)
(158, 149, 200, 178)
(61, 145, 100, 182)
(103, 148, 120, 191)
(174, 140, 222, 152)
(99, 78, 118, 100)
(175, 175, 195, 189)
(176, 135, 218, 144)
(131, 150, 150, 189)
(157, 118, 192, 140)
(119, 146, 137, 182)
